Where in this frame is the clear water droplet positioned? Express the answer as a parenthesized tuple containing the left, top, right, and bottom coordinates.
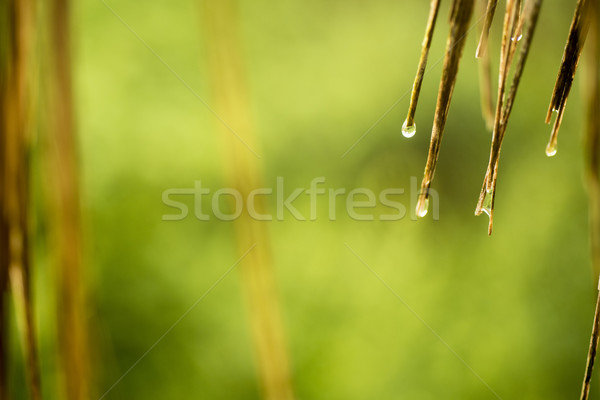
(402, 120, 416, 138)
(481, 189, 493, 217)
(416, 196, 429, 218)
(546, 141, 557, 157)
(511, 34, 523, 42)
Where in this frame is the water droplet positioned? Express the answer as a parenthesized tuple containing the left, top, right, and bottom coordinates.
(402, 120, 416, 138)
(481, 189, 493, 217)
(511, 34, 523, 42)
(416, 196, 429, 218)
(546, 141, 557, 157)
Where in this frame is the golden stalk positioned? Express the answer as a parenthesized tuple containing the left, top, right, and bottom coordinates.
(201, 2, 295, 399)
(403, 0, 442, 138)
(46, 0, 91, 398)
(416, 0, 475, 218)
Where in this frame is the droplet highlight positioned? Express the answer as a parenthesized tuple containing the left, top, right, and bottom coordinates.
(546, 141, 557, 157)
(481, 189, 493, 217)
(402, 120, 417, 138)
(416, 196, 429, 218)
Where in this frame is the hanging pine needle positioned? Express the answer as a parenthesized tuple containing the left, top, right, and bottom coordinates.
(403, 0, 442, 138)
(545, 0, 591, 157)
(475, 0, 542, 235)
(415, 0, 475, 218)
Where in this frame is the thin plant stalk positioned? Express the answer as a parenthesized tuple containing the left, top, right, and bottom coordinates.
(545, 0, 591, 157)
(416, 0, 475, 218)
(403, 0, 441, 137)
(201, 2, 295, 399)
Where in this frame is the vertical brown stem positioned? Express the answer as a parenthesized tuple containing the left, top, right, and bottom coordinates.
(1, 0, 42, 398)
(47, 0, 91, 398)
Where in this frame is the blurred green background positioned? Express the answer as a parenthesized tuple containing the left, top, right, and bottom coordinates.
(64, 0, 598, 398)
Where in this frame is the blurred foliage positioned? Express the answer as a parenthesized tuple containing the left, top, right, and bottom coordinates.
(54, 0, 600, 398)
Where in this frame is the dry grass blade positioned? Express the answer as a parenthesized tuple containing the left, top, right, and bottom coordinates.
(403, 0, 442, 137)
(476, 0, 498, 58)
(581, 2, 600, 398)
(545, 0, 591, 157)
(416, 0, 475, 218)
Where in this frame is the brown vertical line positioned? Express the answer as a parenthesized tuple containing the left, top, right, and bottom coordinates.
(416, 0, 475, 218)
(47, 0, 91, 399)
(3, 0, 42, 398)
(475, 0, 521, 235)
(545, 0, 591, 156)
(477, 0, 495, 130)
(404, 0, 442, 133)
(0, 12, 10, 397)
(475, 0, 498, 58)
(200, 2, 295, 400)
(581, 2, 600, 399)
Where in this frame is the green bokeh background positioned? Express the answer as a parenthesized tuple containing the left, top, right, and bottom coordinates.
(66, 1, 598, 398)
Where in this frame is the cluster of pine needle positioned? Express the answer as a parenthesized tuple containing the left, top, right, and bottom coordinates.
(405, 0, 599, 398)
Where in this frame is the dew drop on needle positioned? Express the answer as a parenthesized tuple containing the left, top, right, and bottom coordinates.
(481, 189, 493, 217)
(416, 196, 429, 218)
(546, 141, 557, 157)
(402, 119, 417, 138)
